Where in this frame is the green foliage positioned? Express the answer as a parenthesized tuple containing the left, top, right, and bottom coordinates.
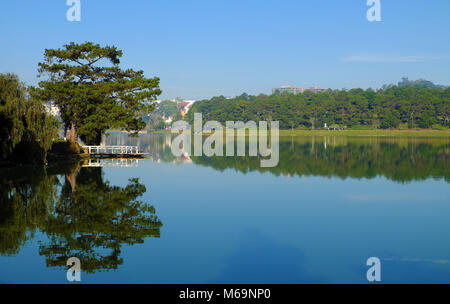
(432, 124, 448, 130)
(158, 100, 178, 117)
(398, 77, 447, 89)
(186, 85, 450, 130)
(0, 73, 59, 164)
(39, 167, 162, 273)
(0, 166, 60, 255)
(105, 132, 448, 183)
(0, 164, 162, 272)
(189, 137, 450, 183)
(35, 42, 162, 145)
(145, 100, 187, 130)
(155, 120, 167, 130)
(144, 100, 176, 130)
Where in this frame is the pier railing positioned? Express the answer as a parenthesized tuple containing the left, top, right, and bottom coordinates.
(82, 158, 139, 167)
(82, 145, 140, 154)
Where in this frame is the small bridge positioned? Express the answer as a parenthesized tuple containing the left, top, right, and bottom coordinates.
(82, 146, 146, 157)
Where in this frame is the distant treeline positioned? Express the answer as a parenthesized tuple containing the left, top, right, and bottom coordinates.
(187, 82, 449, 130)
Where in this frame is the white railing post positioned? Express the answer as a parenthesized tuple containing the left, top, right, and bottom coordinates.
(82, 145, 142, 155)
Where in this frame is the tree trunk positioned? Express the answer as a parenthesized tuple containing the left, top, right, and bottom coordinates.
(67, 122, 77, 143)
(65, 162, 81, 192)
(66, 172, 77, 193)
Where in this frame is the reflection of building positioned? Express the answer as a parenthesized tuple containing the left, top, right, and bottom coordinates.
(180, 151, 192, 163)
(180, 100, 195, 116)
(82, 158, 140, 167)
(273, 85, 326, 95)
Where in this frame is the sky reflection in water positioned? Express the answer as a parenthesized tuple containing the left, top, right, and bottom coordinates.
(0, 134, 449, 283)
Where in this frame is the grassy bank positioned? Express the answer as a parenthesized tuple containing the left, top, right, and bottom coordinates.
(148, 129, 450, 138)
(278, 129, 450, 137)
(147, 130, 172, 134)
(46, 141, 88, 163)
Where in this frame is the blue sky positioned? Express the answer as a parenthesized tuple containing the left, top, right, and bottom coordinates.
(1, 0, 449, 100)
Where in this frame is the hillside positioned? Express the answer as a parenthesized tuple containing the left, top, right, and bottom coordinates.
(187, 81, 449, 130)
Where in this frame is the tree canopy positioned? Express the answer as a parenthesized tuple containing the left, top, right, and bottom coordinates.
(35, 42, 162, 145)
(0, 163, 162, 273)
(187, 85, 449, 130)
(39, 167, 162, 273)
(0, 73, 59, 164)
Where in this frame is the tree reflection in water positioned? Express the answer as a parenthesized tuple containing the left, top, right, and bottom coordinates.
(105, 133, 449, 183)
(0, 162, 162, 273)
(190, 137, 450, 183)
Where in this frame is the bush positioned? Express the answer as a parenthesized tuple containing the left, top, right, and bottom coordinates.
(50, 141, 82, 155)
(10, 139, 45, 165)
(431, 124, 448, 130)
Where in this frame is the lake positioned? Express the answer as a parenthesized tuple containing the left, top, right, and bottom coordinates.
(0, 133, 449, 283)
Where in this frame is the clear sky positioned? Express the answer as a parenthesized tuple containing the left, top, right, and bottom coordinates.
(1, 0, 449, 100)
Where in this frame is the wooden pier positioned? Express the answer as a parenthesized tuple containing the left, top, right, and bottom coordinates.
(82, 145, 146, 157)
(82, 158, 140, 167)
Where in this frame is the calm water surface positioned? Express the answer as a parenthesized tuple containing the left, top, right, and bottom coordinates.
(0, 133, 449, 283)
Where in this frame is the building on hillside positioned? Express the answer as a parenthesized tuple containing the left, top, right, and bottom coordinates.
(308, 86, 326, 93)
(272, 85, 326, 95)
(272, 85, 305, 95)
(44, 102, 60, 117)
(164, 116, 173, 124)
(180, 100, 195, 116)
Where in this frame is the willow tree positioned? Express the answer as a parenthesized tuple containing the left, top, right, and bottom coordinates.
(0, 166, 59, 255)
(35, 42, 162, 145)
(0, 73, 59, 163)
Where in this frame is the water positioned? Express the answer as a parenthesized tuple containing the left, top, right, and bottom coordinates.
(0, 133, 449, 283)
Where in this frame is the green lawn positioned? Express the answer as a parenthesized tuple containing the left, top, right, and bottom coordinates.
(278, 129, 450, 137)
(149, 128, 449, 137)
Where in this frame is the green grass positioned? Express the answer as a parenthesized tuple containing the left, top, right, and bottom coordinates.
(278, 129, 450, 137)
(143, 128, 450, 137)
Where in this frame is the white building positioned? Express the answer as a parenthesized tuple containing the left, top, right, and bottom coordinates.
(44, 103, 60, 117)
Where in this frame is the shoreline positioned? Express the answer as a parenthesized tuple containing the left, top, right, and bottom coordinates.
(278, 129, 450, 137)
(2, 129, 448, 169)
(148, 129, 450, 137)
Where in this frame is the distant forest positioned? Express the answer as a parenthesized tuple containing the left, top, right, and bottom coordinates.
(186, 78, 449, 129)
